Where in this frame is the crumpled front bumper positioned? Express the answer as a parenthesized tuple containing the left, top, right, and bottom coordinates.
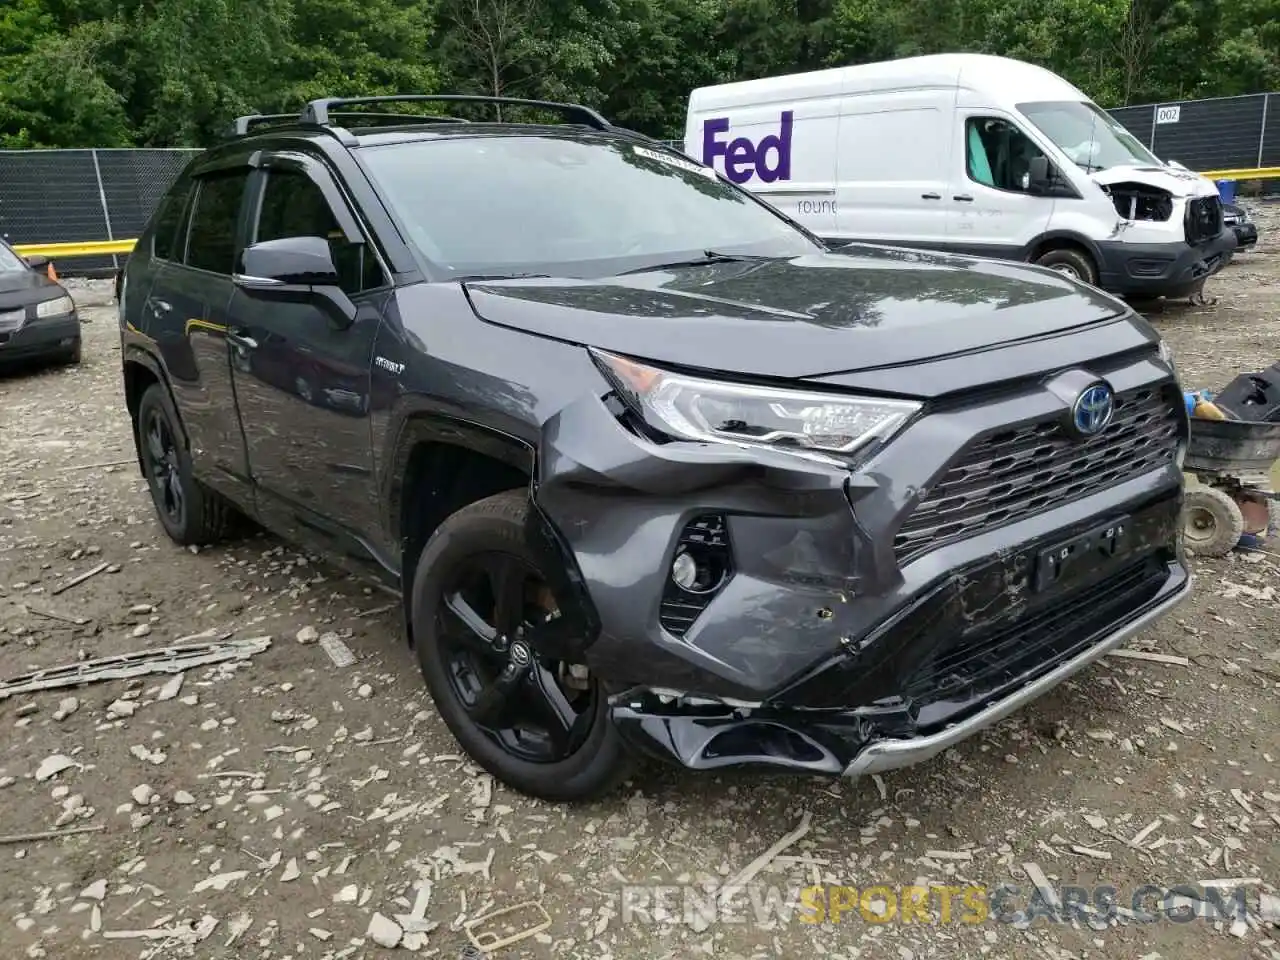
(533, 344, 1189, 778)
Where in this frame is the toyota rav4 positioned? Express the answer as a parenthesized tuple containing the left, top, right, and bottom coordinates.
(118, 95, 1191, 801)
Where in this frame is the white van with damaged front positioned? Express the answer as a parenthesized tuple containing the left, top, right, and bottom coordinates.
(685, 53, 1236, 299)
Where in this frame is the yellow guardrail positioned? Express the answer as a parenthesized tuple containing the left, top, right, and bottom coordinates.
(1198, 167, 1280, 182)
(13, 239, 136, 258)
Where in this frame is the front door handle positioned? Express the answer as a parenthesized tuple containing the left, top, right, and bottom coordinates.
(954, 194, 975, 202)
(921, 192, 942, 200)
(227, 330, 258, 351)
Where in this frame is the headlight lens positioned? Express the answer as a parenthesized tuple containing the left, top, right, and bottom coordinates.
(592, 349, 921, 464)
(35, 295, 74, 319)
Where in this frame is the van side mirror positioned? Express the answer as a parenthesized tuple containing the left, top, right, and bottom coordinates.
(235, 236, 357, 328)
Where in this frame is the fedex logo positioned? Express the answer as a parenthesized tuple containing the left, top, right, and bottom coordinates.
(701, 112, 793, 185)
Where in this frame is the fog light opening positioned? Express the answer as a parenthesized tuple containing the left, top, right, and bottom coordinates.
(670, 547, 726, 595)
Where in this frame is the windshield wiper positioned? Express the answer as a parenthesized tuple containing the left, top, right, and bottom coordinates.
(454, 272, 551, 283)
(621, 250, 784, 275)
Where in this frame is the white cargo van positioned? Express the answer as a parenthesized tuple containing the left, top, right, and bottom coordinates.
(684, 54, 1236, 298)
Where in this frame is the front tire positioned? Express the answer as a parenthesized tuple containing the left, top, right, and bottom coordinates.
(1034, 247, 1098, 286)
(136, 383, 231, 546)
(410, 490, 630, 802)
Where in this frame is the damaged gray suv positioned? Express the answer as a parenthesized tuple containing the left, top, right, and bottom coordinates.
(118, 95, 1191, 801)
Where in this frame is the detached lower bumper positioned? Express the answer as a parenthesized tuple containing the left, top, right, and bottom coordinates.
(1097, 230, 1236, 298)
(611, 518, 1188, 777)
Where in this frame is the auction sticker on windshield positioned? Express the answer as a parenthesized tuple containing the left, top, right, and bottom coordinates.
(632, 145, 716, 178)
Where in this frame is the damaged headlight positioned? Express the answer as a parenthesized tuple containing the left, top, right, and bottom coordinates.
(592, 349, 921, 464)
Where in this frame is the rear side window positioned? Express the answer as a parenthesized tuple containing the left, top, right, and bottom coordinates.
(185, 171, 249, 274)
(255, 169, 384, 294)
(151, 182, 192, 262)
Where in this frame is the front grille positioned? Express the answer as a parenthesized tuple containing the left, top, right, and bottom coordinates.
(894, 387, 1180, 564)
(901, 556, 1167, 730)
(1185, 196, 1223, 245)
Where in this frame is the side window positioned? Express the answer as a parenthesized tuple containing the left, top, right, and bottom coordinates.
(255, 169, 385, 295)
(965, 118, 1048, 194)
(185, 171, 249, 274)
(151, 181, 192, 262)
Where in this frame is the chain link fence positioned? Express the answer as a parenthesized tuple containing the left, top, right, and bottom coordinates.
(2, 92, 1276, 277)
(0, 148, 197, 275)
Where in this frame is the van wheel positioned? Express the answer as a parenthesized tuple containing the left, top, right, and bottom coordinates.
(1034, 248, 1098, 285)
(410, 490, 631, 802)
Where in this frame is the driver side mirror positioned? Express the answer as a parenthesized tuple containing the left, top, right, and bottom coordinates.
(1027, 156, 1052, 194)
(23, 254, 49, 270)
(235, 236, 357, 328)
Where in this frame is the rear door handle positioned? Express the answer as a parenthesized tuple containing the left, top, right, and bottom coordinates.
(921, 192, 942, 200)
(227, 330, 258, 351)
(954, 194, 975, 202)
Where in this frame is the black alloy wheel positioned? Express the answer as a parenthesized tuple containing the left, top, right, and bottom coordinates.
(411, 491, 630, 801)
(143, 404, 186, 530)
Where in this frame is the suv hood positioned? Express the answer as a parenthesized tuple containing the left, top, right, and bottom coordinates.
(464, 246, 1127, 379)
(1091, 164, 1217, 197)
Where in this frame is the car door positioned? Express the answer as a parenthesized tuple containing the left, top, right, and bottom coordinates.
(946, 114, 1056, 258)
(153, 159, 255, 505)
(227, 154, 391, 572)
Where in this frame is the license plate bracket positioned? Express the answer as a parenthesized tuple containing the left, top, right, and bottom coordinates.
(1036, 516, 1130, 591)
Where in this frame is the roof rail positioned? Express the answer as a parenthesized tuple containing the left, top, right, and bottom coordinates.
(299, 95, 611, 131)
(225, 110, 472, 140)
(226, 113, 300, 137)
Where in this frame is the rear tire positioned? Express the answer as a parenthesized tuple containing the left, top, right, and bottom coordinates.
(1034, 247, 1098, 286)
(136, 383, 232, 546)
(410, 490, 631, 802)
(1183, 486, 1243, 557)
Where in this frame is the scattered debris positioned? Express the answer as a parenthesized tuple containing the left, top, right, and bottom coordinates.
(34, 754, 78, 782)
(0, 635, 270, 699)
(50, 562, 109, 595)
(1107, 649, 1191, 666)
(320, 633, 357, 668)
(465, 901, 552, 953)
(0, 823, 104, 845)
(366, 912, 402, 948)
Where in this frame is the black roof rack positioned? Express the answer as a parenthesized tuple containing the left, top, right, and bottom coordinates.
(299, 94, 612, 131)
(226, 110, 472, 140)
(226, 113, 300, 137)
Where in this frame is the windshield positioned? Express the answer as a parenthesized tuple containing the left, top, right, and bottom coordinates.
(358, 135, 820, 278)
(0, 243, 26, 272)
(1017, 100, 1161, 172)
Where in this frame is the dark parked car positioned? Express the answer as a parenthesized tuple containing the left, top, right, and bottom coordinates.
(0, 238, 80, 366)
(1223, 202, 1258, 251)
(118, 95, 1192, 802)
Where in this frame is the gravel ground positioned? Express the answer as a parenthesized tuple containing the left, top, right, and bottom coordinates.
(2, 217, 1280, 960)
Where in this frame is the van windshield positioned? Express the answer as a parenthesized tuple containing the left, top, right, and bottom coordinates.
(1017, 101, 1161, 172)
(358, 134, 820, 279)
